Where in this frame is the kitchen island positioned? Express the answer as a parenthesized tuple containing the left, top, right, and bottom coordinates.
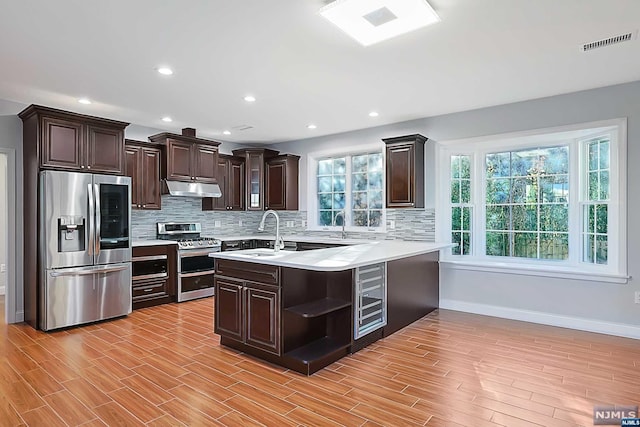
(210, 240, 452, 375)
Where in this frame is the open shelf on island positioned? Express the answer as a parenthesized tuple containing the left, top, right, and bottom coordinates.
(284, 337, 350, 365)
(285, 298, 351, 318)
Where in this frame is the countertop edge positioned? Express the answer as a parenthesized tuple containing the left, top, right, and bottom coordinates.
(209, 242, 453, 271)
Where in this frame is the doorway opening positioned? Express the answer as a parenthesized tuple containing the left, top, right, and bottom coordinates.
(0, 152, 7, 324)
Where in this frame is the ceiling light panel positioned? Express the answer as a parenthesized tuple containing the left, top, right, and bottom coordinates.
(320, 0, 440, 46)
(157, 67, 173, 75)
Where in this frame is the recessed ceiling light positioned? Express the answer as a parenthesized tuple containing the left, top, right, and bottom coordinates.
(157, 67, 173, 75)
(78, 98, 92, 105)
(307, 124, 317, 130)
(223, 130, 231, 135)
(369, 111, 379, 117)
(161, 117, 173, 123)
(244, 95, 256, 103)
(320, 0, 440, 46)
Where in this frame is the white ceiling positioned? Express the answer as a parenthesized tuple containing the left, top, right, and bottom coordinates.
(1, 0, 639, 144)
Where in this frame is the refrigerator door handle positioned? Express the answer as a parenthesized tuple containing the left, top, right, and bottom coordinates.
(87, 183, 95, 256)
(94, 183, 101, 256)
(50, 264, 130, 277)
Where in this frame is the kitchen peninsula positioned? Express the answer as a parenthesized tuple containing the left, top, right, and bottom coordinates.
(210, 240, 452, 375)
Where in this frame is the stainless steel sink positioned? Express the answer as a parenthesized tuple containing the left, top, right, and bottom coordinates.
(232, 249, 285, 258)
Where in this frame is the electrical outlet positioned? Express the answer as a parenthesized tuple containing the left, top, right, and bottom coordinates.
(0, 264, 5, 273)
(214, 220, 221, 228)
(286, 221, 294, 227)
(302, 220, 307, 227)
(238, 220, 243, 227)
(388, 220, 396, 229)
(635, 291, 640, 304)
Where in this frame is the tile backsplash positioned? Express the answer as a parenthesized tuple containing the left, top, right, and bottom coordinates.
(131, 196, 435, 242)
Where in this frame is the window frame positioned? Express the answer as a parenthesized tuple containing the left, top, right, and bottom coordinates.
(307, 144, 387, 233)
(436, 119, 627, 284)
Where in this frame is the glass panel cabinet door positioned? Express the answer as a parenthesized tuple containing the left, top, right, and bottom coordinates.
(354, 262, 387, 339)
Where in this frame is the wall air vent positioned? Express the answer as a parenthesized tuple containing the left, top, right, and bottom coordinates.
(581, 31, 637, 52)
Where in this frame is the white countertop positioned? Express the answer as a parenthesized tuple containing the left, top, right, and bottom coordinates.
(132, 239, 178, 247)
(209, 240, 453, 271)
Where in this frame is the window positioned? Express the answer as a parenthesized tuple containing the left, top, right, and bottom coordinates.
(311, 149, 385, 230)
(484, 146, 569, 259)
(438, 120, 626, 282)
(450, 155, 472, 255)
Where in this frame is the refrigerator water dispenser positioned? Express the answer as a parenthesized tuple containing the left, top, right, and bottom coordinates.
(58, 215, 85, 252)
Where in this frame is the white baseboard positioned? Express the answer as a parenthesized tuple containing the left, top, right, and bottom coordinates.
(439, 299, 640, 340)
(0, 285, 5, 295)
(16, 310, 24, 323)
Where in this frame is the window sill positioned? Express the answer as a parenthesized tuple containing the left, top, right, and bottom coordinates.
(440, 259, 630, 284)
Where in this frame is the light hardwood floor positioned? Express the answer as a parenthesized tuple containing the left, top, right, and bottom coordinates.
(1, 298, 638, 426)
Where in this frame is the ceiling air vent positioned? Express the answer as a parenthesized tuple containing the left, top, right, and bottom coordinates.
(581, 31, 637, 52)
(232, 124, 254, 131)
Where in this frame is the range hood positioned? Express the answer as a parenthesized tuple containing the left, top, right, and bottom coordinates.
(165, 180, 222, 198)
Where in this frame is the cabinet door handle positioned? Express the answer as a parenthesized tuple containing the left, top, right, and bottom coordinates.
(142, 204, 146, 208)
(81, 165, 85, 169)
(87, 166, 91, 169)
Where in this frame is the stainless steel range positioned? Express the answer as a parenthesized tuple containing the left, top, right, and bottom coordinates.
(157, 222, 221, 302)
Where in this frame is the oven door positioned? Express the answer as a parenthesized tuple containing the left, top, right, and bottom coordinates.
(178, 249, 217, 301)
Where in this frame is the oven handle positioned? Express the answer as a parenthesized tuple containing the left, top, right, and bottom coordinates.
(180, 271, 215, 278)
(133, 255, 168, 262)
(180, 249, 220, 257)
(132, 272, 168, 281)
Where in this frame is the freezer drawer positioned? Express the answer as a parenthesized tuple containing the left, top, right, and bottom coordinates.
(42, 263, 132, 331)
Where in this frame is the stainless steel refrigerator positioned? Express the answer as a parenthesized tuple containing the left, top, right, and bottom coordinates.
(40, 170, 132, 331)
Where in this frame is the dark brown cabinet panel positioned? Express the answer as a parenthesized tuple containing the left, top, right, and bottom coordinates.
(193, 144, 217, 183)
(166, 140, 193, 181)
(228, 157, 245, 210)
(125, 146, 140, 208)
(265, 155, 299, 210)
(383, 134, 427, 208)
(125, 141, 161, 210)
(40, 116, 83, 170)
(215, 278, 244, 341)
(150, 132, 220, 184)
(86, 125, 124, 173)
(245, 283, 280, 354)
(202, 155, 245, 211)
(140, 147, 161, 209)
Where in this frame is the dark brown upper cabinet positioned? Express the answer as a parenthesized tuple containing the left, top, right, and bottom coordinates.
(149, 129, 220, 184)
(383, 134, 427, 208)
(232, 148, 279, 210)
(125, 140, 162, 210)
(203, 155, 245, 211)
(20, 105, 128, 175)
(265, 154, 300, 210)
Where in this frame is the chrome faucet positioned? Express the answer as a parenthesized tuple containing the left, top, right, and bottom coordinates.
(258, 210, 284, 252)
(333, 210, 346, 239)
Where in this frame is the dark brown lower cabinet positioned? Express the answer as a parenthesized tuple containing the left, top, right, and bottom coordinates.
(132, 244, 177, 310)
(214, 260, 281, 356)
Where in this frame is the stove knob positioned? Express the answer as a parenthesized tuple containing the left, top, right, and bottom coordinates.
(198, 240, 203, 246)
(207, 238, 213, 245)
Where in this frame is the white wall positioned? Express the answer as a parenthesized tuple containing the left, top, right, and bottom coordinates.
(270, 81, 640, 338)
